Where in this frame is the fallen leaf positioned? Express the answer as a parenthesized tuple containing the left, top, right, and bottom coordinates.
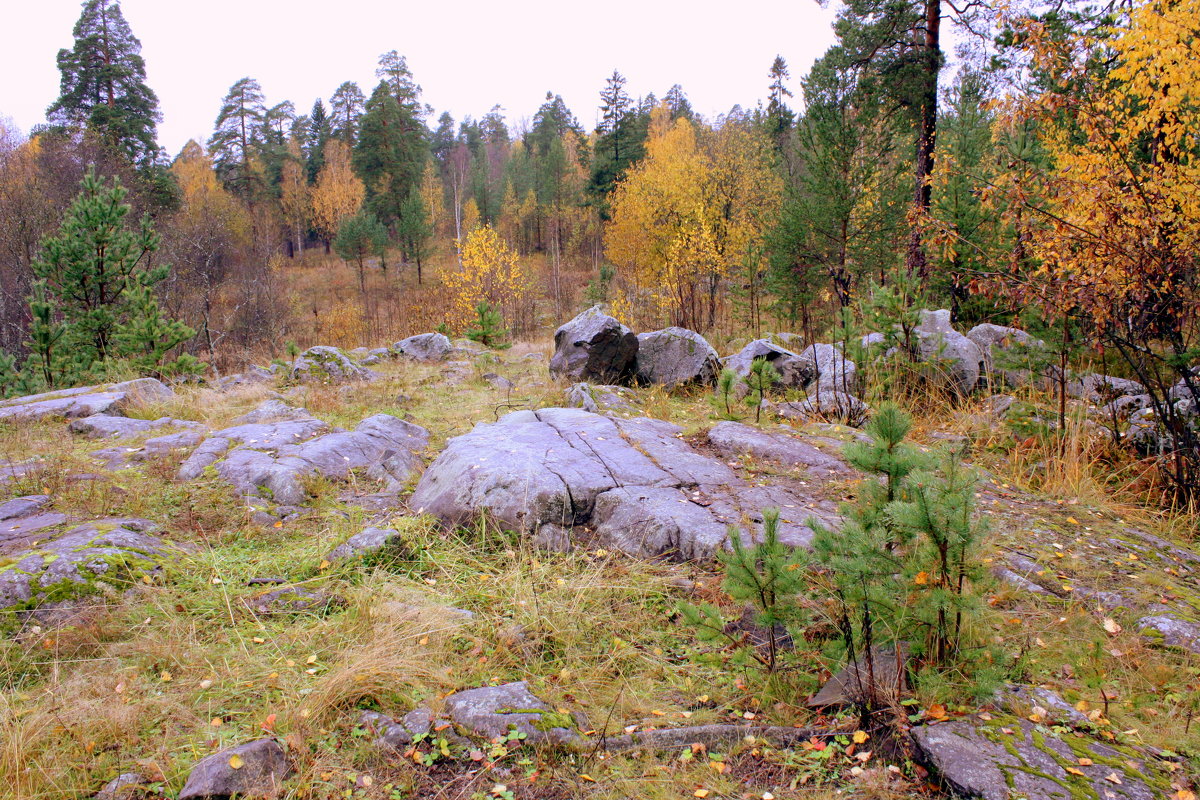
(926, 704, 947, 720)
(1078, 758, 1094, 766)
(1105, 773, 1123, 785)
(580, 774, 596, 782)
(852, 730, 870, 744)
(228, 754, 244, 770)
(1066, 767, 1086, 776)
(914, 571, 929, 585)
(694, 791, 710, 798)
(159, 670, 172, 682)
(1103, 618, 1122, 634)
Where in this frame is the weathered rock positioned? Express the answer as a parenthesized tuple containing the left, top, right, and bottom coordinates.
(635, 327, 720, 388)
(241, 586, 344, 615)
(290, 346, 377, 384)
(1073, 374, 1147, 403)
(442, 681, 578, 746)
(327, 526, 401, 561)
(0, 518, 170, 614)
(798, 343, 857, 394)
(723, 605, 794, 654)
(777, 392, 870, 428)
(564, 383, 637, 415)
(411, 408, 840, 560)
(181, 414, 428, 505)
(967, 323, 1044, 387)
(93, 772, 149, 800)
(993, 684, 1089, 727)
(69, 414, 202, 440)
(722, 339, 814, 389)
(483, 372, 516, 391)
(0, 378, 173, 422)
(808, 645, 907, 707)
(395, 333, 452, 362)
(0, 495, 51, 521)
(213, 366, 275, 391)
(912, 718, 1158, 800)
(915, 310, 986, 395)
(231, 399, 312, 425)
(706, 422, 854, 480)
(1137, 614, 1200, 654)
(549, 305, 638, 384)
(178, 738, 292, 799)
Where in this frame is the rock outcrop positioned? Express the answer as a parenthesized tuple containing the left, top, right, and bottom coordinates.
(178, 739, 292, 799)
(410, 408, 841, 559)
(290, 346, 377, 384)
(442, 681, 579, 746)
(0, 378, 173, 422)
(179, 412, 427, 505)
(635, 327, 720, 388)
(549, 306, 638, 384)
(722, 339, 815, 389)
(914, 310, 986, 395)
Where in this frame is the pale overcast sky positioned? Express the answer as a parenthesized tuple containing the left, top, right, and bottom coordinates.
(4, 0, 839, 157)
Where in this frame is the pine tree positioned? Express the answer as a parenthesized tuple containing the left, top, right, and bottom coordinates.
(465, 302, 510, 349)
(765, 55, 795, 158)
(47, 0, 162, 167)
(25, 168, 198, 384)
(395, 190, 431, 282)
(329, 81, 365, 144)
(354, 81, 428, 228)
(745, 357, 780, 424)
(208, 77, 266, 197)
(681, 508, 807, 672)
(334, 211, 387, 292)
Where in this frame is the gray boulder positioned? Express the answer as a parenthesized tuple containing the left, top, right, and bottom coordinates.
(1074, 373, 1147, 403)
(635, 327, 720, 388)
(410, 408, 840, 560)
(798, 343, 856, 394)
(912, 718, 1158, 800)
(777, 392, 870, 428)
(290, 346, 377, 384)
(1137, 614, 1200, 654)
(395, 333, 452, 362)
(0, 518, 171, 614)
(549, 305, 638, 384)
(966, 323, 1045, 388)
(915, 310, 986, 395)
(327, 526, 401, 561)
(0, 378, 173, 422)
(564, 383, 638, 415)
(722, 339, 814, 389)
(442, 681, 578, 746)
(213, 366, 275, 391)
(93, 772, 149, 800)
(178, 738, 292, 799)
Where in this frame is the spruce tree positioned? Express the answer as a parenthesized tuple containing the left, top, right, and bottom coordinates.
(306, 98, 332, 184)
(47, 0, 162, 167)
(395, 191, 431, 282)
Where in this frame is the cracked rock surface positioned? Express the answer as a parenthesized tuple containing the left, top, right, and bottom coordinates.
(411, 407, 844, 559)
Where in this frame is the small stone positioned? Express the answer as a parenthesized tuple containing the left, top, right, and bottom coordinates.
(178, 738, 292, 799)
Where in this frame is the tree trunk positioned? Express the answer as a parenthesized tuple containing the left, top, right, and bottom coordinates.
(906, 0, 942, 279)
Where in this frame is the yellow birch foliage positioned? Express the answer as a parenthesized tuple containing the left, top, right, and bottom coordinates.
(444, 225, 532, 329)
(604, 107, 781, 330)
(998, 0, 1200, 327)
(420, 162, 447, 237)
(310, 139, 364, 241)
(171, 142, 249, 243)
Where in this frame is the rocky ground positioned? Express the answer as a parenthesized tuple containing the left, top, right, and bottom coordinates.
(0, 314, 1197, 800)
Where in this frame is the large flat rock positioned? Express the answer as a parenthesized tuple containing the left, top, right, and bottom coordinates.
(411, 408, 841, 560)
(179, 412, 428, 505)
(0, 378, 173, 422)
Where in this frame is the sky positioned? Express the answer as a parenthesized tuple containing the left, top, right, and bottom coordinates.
(3, 0, 840, 157)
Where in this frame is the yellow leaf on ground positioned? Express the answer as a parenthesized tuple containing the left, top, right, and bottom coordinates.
(694, 791, 710, 798)
(1103, 618, 1122, 634)
(852, 730, 869, 744)
(580, 774, 596, 782)
(228, 754, 244, 770)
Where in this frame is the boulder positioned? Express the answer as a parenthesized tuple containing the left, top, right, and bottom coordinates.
(992, 684, 1089, 727)
(179, 413, 428, 505)
(564, 383, 638, 415)
(410, 408, 841, 560)
(326, 526, 401, 561)
(914, 310, 986, 395)
(1137, 614, 1200, 654)
(635, 327, 720, 388)
(0, 518, 171, 615)
(395, 333, 452, 362)
(0, 378, 173, 422)
(722, 339, 814, 389)
(93, 772, 149, 800)
(178, 738, 292, 800)
(777, 392, 870, 428)
(808, 645, 907, 707)
(706, 422, 855, 481)
(912, 718, 1159, 800)
(290, 346, 377, 384)
(231, 399, 313, 425)
(442, 681, 578, 746)
(213, 366, 275, 391)
(798, 343, 856, 394)
(549, 305, 638, 384)
(966, 323, 1044, 387)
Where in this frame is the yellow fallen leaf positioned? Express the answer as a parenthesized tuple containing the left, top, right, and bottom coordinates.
(1078, 758, 1094, 766)
(210, 717, 222, 727)
(252, 637, 265, 644)
(1174, 790, 1196, 800)
(1103, 618, 1122, 634)
(914, 571, 929, 585)
(694, 791, 710, 799)
(1105, 773, 1123, 785)
(273, 521, 283, 528)
(580, 774, 596, 782)
(228, 754, 244, 770)
(306, 654, 318, 664)
(159, 670, 172, 682)
(1066, 767, 1085, 776)
(852, 730, 869, 744)
(1067, 516, 1079, 525)
(651, 710, 666, 716)
(318, 559, 331, 570)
